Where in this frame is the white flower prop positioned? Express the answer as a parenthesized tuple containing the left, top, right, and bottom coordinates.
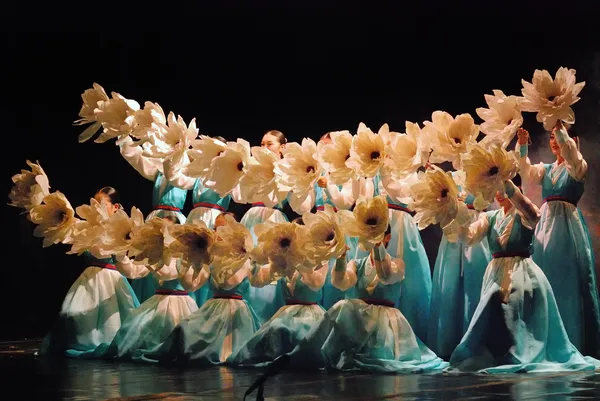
(476, 90, 523, 149)
(142, 112, 198, 158)
(74, 83, 110, 143)
(124, 101, 167, 141)
(316, 130, 356, 185)
(8, 160, 50, 211)
(302, 204, 346, 265)
(385, 121, 431, 179)
(461, 143, 519, 211)
(346, 123, 387, 178)
(100, 207, 145, 256)
(520, 67, 585, 131)
(238, 146, 288, 207)
(203, 139, 253, 197)
(29, 191, 78, 247)
(67, 198, 111, 258)
(253, 221, 311, 279)
(185, 135, 228, 180)
(93, 92, 141, 144)
(424, 111, 479, 169)
(211, 214, 254, 284)
(128, 218, 172, 270)
(408, 166, 468, 230)
(274, 138, 321, 212)
(167, 220, 216, 276)
(338, 195, 389, 251)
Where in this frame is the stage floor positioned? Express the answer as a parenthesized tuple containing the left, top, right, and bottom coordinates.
(2, 340, 600, 400)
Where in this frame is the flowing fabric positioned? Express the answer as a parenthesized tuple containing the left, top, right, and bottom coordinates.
(39, 253, 140, 358)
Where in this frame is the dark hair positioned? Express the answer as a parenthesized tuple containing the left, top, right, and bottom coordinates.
(320, 132, 332, 141)
(163, 215, 180, 224)
(213, 136, 226, 143)
(292, 217, 304, 225)
(264, 130, 287, 145)
(97, 186, 120, 205)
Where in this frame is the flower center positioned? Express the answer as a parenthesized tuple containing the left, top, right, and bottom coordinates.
(345, 154, 350, 161)
(548, 95, 557, 102)
(237, 162, 244, 171)
(366, 217, 378, 226)
(195, 235, 208, 250)
(280, 238, 291, 248)
(370, 151, 380, 160)
(453, 137, 461, 144)
(488, 166, 499, 176)
(55, 210, 67, 223)
(306, 166, 315, 173)
(125, 231, 132, 241)
(441, 188, 449, 198)
(217, 151, 224, 157)
(326, 232, 335, 241)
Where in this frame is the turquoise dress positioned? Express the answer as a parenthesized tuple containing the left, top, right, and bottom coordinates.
(131, 172, 188, 304)
(374, 173, 432, 341)
(448, 206, 600, 373)
(230, 272, 326, 367)
(428, 192, 492, 358)
(39, 252, 140, 358)
(102, 274, 198, 361)
(532, 163, 600, 357)
(290, 253, 448, 373)
(144, 276, 260, 366)
(241, 200, 288, 324)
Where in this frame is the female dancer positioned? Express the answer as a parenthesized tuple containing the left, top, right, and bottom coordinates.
(448, 177, 600, 373)
(38, 187, 140, 358)
(517, 123, 600, 357)
(289, 227, 447, 373)
(428, 178, 492, 358)
(119, 137, 188, 303)
(241, 130, 288, 324)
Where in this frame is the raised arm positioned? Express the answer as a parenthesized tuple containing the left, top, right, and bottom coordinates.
(179, 264, 210, 292)
(152, 258, 180, 281)
(372, 244, 405, 285)
(504, 180, 541, 230)
(331, 254, 357, 291)
(119, 137, 160, 181)
(163, 149, 197, 190)
(515, 128, 545, 187)
(248, 261, 274, 288)
(114, 254, 152, 279)
(458, 212, 490, 246)
(323, 178, 358, 210)
(299, 260, 328, 291)
(554, 124, 587, 182)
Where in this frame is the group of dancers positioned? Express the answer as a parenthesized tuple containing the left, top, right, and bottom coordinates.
(8, 69, 600, 375)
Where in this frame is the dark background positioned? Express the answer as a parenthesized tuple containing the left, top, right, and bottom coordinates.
(2, 2, 600, 340)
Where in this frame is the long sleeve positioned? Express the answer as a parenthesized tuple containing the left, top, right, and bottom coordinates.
(325, 180, 358, 210)
(114, 254, 152, 279)
(119, 138, 160, 182)
(515, 142, 545, 187)
(554, 126, 587, 182)
(152, 259, 180, 281)
(248, 261, 274, 288)
(372, 244, 405, 285)
(300, 261, 328, 291)
(179, 265, 210, 292)
(332, 257, 358, 291)
(458, 212, 490, 246)
(163, 151, 197, 190)
(505, 180, 541, 230)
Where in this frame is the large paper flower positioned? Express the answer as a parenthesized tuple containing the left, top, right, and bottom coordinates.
(203, 139, 253, 197)
(142, 112, 198, 158)
(476, 90, 523, 149)
(125, 101, 167, 140)
(74, 83, 110, 143)
(93, 92, 140, 143)
(238, 146, 288, 207)
(520, 67, 585, 131)
(167, 220, 216, 275)
(346, 123, 387, 178)
(424, 111, 479, 169)
(100, 207, 145, 256)
(338, 195, 389, 251)
(385, 121, 431, 179)
(211, 214, 254, 284)
(8, 160, 50, 211)
(67, 198, 111, 258)
(316, 130, 355, 185)
(185, 135, 228, 180)
(461, 143, 519, 211)
(253, 221, 310, 278)
(128, 218, 172, 269)
(274, 138, 321, 212)
(408, 166, 467, 230)
(302, 204, 346, 266)
(29, 192, 78, 247)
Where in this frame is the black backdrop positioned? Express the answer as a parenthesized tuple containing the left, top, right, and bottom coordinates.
(2, 2, 600, 340)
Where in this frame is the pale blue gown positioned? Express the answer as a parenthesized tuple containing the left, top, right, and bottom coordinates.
(428, 192, 492, 358)
(518, 130, 600, 357)
(447, 183, 600, 373)
(144, 265, 260, 366)
(290, 245, 448, 373)
(229, 265, 327, 367)
(374, 173, 432, 341)
(99, 260, 198, 361)
(39, 252, 140, 358)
